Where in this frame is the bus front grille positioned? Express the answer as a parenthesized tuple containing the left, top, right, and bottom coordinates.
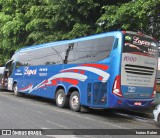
(124, 64, 154, 76)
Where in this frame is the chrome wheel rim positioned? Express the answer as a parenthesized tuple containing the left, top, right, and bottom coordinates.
(71, 95, 79, 108)
(57, 93, 64, 105)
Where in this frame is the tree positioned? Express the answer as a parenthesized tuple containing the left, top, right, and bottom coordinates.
(0, 0, 45, 65)
(0, 0, 159, 66)
(97, 0, 160, 40)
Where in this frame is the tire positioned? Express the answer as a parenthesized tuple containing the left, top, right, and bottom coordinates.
(13, 83, 21, 96)
(56, 89, 68, 108)
(69, 91, 80, 112)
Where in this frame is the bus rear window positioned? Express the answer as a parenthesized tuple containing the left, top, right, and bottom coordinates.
(123, 33, 158, 57)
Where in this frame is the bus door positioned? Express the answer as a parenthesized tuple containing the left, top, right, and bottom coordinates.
(86, 80, 108, 107)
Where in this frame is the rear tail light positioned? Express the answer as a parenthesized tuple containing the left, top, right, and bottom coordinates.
(112, 75, 123, 97)
(151, 80, 156, 98)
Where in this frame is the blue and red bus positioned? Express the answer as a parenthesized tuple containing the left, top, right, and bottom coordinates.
(6, 31, 158, 111)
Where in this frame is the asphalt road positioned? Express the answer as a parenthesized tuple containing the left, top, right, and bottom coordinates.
(0, 91, 159, 138)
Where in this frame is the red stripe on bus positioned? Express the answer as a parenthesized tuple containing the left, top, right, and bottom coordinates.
(20, 84, 32, 90)
(61, 69, 85, 74)
(54, 78, 79, 85)
(98, 76, 103, 81)
(81, 64, 109, 70)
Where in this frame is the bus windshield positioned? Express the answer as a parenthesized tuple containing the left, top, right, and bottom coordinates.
(123, 32, 158, 57)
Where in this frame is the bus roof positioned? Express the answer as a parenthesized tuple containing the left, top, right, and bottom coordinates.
(15, 31, 156, 54)
(17, 31, 122, 53)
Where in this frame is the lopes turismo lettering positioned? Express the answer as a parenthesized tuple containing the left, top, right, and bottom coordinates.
(133, 36, 150, 46)
(24, 67, 37, 76)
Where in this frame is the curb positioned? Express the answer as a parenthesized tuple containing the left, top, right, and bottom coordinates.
(123, 109, 153, 119)
(114, 107, 155, 119)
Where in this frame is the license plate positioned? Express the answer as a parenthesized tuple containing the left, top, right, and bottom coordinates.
(134, 102, 142, 106)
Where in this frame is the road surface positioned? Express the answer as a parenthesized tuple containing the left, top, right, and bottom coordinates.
(0, 91, 159, 138)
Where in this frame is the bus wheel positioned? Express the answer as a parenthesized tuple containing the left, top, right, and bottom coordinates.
(56, 89, 68, 108)
(13, 84, 20, 96)
(69, 91, 80, 112)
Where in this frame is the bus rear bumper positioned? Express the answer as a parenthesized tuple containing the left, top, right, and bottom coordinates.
(109, 98, 154, 109)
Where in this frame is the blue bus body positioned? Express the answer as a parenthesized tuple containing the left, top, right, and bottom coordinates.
(7, 31, 158, 110)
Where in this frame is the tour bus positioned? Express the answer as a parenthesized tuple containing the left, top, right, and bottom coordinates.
(6, 31, 158, 111)
(0, 67, 8, 90)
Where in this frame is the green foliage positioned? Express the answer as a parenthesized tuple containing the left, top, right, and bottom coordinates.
(66, 23, 91, 38)
(0, 0, 159, 66)
(97, 0, 160, 39)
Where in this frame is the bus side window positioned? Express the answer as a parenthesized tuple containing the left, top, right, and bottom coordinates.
(113, 38, 119, 49)
(72, 40, 94, 63)
(67, 36, 115, 64)
(93, 36, 114, 60)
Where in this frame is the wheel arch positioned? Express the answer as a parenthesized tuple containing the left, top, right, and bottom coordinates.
(67, 86, 80, 97)
(13, 80, 18, 90)
(54, 84, 66, 99)
(13, 80, 17, 85)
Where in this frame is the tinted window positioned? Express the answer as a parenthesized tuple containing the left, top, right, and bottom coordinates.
(67, 40, 94, 64)
(93, 36, 114, 61)
(14, 36, 115, 66)
(67, 36, 114, 63)
(124, 33, 158, 57)
(15, 46, 64, 66)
